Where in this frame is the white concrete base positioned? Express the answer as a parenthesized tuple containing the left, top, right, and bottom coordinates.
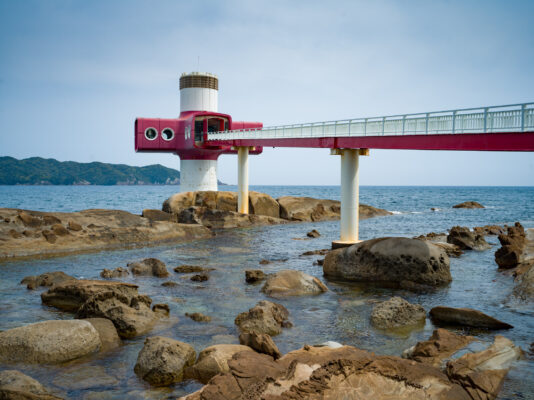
(180, 159, 218, 192)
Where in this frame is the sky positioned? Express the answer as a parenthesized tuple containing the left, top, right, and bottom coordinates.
(0, 0, 533, 186)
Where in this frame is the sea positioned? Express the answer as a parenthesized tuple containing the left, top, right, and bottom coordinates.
(0, 185, 533, 399)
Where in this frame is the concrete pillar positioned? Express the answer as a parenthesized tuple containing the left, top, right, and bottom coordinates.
(180, 159, 218, 192)
(237, 147, 249, 214)
(331, 148, 366, 248)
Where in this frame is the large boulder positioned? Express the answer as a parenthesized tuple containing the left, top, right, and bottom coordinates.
(261, 269, 328, 297)
(453, 201, 484, 209)
(21, 271, 76, 290)
(447, 226, 490, 251)
(84, 318, 122, 351)
(0, 320, 101, 364)
(179, 345, 472, 400)
(370, 297, 426, 329)
(403, 328, 474, 367)
(0, 370, 62, 400)
(430, 306, 513, 329)
(323, 237, 452, 289)
(235, 300, 291, 336)
(185, 344, 254, 384)
(128, 258, 169, 278)
(162, 191, 197, 213)
(163, 191, 238, 213)
(41, 280, 159, 338)
(100, 267, 129, 279)
(446, 336, 522, 400)
(495, 222, 526, 269)
(248, 191, 279, 218)
(134, 336, 196, 386)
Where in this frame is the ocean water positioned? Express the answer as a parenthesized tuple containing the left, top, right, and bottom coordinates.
(0, 185, 533, 399)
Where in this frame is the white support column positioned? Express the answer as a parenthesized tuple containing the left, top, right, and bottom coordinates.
(180, 159, 218, 192)
(237, 147, 249, 214)
(331, 148, 365, 248)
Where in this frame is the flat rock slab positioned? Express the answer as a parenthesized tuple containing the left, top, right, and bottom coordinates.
(261, 269, 328, 297)
(430, 306, 513, 329)
(0, 208, 212, 260)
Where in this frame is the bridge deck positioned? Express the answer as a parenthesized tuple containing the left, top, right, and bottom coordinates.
(207, 103, 534, 151)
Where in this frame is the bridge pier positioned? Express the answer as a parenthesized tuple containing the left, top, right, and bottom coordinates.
(331, 148, 368, 249)
(237, 146, 249, 214)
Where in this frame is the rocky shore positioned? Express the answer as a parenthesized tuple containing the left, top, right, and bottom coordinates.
(0, 191, 390, 260)
(0, 193, 532, 399)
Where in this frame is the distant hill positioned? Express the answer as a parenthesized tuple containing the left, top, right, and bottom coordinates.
(0, 156, 184, 185)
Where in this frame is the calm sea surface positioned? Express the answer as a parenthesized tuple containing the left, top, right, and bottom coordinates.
(0, 185, 533, 399)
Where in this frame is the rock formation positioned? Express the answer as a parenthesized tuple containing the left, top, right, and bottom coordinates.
(453, 201, 485, 209)
(235, 300, 291, 336)
(323, 237, 452, 289)
(261, 270, 328, 297)
(447, 226, 491, 251)
(495, 222, 526, 268)
(429, 306, 513, 329)
(370, 297, 426, 329)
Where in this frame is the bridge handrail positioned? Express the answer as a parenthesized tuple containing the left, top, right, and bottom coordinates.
(207, 102, 534, 141)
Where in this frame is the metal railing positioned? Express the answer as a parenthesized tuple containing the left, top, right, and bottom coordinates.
(207, 103, 534, 141)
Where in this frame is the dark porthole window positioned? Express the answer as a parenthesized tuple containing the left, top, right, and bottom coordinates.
(144, 127, 158, 141)
(161, 128, 174, 141)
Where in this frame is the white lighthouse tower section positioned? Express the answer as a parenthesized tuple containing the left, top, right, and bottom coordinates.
(179, 159, 218, 192)
(179, 72, 219, 193)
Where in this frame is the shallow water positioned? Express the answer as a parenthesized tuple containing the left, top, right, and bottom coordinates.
(0, 186, 533, 399)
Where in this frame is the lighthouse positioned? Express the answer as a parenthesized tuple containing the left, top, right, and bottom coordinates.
(135, 72, 263, 193)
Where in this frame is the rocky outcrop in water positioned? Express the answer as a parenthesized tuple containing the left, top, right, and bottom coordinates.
(245, 269, 266, 283)
(100, 267, 129, 279)
(323, 237, 452, 289)
(0, 370, 63, 399)
(403, 328, 474, 367)
(429, 306, 513, 329)
(21, 271, 76, 290)
(134, 336, 196, 386)
(41, 280, 160, 338)
(0, 208, 212, 260)
(249, 191, 280, 217)
(474, 225, 505, 236)
(176, 206, 286, 229)
(447, 226, 491, 251)
(84, 317, 122, 352)
(513, 263, 534, 300)
(185, 344, 254, 384)
(0, 320, 101, 364)
(370, 297, 426, 329)
(495, 222, 526, 268)
(128, 258, 169, 277)
(453, 201, 485, 209)
(235, 300, 292, 336)
(261, 270, 328, 297)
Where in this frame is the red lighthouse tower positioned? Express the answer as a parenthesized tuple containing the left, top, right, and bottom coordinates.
(135, 72, 262, 191)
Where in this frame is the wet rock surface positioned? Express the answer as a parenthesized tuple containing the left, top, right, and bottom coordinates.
(370, 297, 426, 329)
(185, 312, 211, 322)
(248, 191, 280, 218)
(128, 257, 169, 277)
(306, 229, 320, 238)
(447, 226, 491, 251)
(495, 222, 526, 269)
(41, 280, 160, 338)
(261, 269, 328, 297)
(235, 300, 291, 336)
(323, 237, 452, 288)
(0, 370, 62, 400)
(245, 269, 266, 283)
(100, 267, 129, 279)
(134, 336, 196, 386)
(21, 271, 76, 290)
(174, 265, 214, 273)
(185, 344, 254, 384)
(84, 317, 122, 352)
(430, 306, 513, 329)
(0, 208, 212, 260)
(403, 328, 474, 367)
(239, 331, 281, 359)
(453, 201, 485, 209)
(176, 206, 286, 229)
(0, 320, 101, 364)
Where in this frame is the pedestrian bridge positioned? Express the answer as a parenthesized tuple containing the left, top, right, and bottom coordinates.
(207, 102, 534, 151)
(205, 102, 534, 248)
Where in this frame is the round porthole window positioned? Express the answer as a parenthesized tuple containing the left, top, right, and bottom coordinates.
(161, 128, 174, 141)
(144, 127, 158, 141)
